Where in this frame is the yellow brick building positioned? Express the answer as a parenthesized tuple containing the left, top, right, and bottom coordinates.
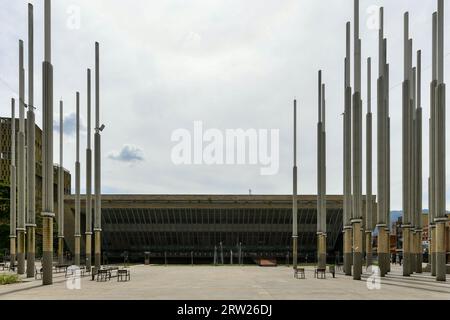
(0, 117, 71, 215)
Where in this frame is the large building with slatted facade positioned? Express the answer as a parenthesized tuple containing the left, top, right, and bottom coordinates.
(64, 195, 376, 264)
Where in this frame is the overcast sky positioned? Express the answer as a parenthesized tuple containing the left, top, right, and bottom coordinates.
(0, 0, 449, 210)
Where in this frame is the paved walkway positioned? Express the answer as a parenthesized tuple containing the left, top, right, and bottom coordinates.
(0, 265, 449, 300)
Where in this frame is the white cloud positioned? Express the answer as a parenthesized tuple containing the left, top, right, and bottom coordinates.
(108, 145, 145, 163)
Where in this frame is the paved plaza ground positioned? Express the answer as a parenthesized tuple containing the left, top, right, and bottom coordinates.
(0, 264, 449, 300)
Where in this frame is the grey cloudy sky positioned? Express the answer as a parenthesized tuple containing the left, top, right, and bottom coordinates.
(0, 0, 449, 210)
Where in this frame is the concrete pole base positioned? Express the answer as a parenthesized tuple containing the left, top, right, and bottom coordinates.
(410, 233, 417, 273)
(416, 231, 423, 273)
(58, 237, 64, 265)
(26, 227, 35, 278)
(10, 254, 16, 270)
(436, 222, 447, 282)
(378, 253, 388, 277)
(436, 253, 446, 281)
(86, 254, 92, 270)
(94, 230, 101, 270)
(403, 253, 411, 276)
(17, 231, 25, 275)
(353, 252, 362, 280)
(42, 251, 53, 285)
(86, 234, 92, 269)
(431, 252, 437, 276)
(377, 227, 388, 277)
(402, 253, 411, 276)
(95, 253, 101, 269)
(386, 232, 391, 273)
(42, 216, 53, 285)
(344, 253, 352, 276)
(9, 238, 16, 268)
(344, 229, 352, 276)
(292, 237, 297, 268)
(74, 254, 80, 267)
(402, 227, 411, 276)
(431, 227, 436, 276)
(365, 233, 372, 267)
(74, 236, 81, 266)
(317, 234, 327, 269)
(352, 222, 363, 280)
(416, 253, 422, 273)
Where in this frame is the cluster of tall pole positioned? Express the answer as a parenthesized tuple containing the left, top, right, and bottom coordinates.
(342, 0, 365, 281)
(8, 0, 103, 285)
(317, 71, 327, 269)
(351, 0, 364, 281)
(428, 0, 447, 282)
(340, 0, 446, 282)
(289, 0, 447, 283)
(401, 12, 423, 277)
(342, 1, 392, 280)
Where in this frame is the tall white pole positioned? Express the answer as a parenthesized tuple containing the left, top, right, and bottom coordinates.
(86, 69, 93, 269)
(94, 42, 102, 270)
(435, 0, 446, 282)
(10, 99, 17, 268)
(41, 0, 54, 285)
(26, 2, 36, 279)
(402, 12, 414, 277)
(415, 50, 423, 274)
(75, 92, 81, 266)
(318, 80, 327, 270)
(292, 99, 298, 270)
(343, 21, 353, 276)
(58, 101, 64, 265)
(366, 57, 373, 267)
(17, 40, 26, 275)
(429, 11, 438, 278)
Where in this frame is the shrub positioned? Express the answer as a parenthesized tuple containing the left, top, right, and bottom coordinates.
(0, 274, 21, 285)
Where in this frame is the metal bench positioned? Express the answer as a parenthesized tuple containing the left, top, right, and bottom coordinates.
(55, 264, 70, 274)
(315, 268, 326, 279)
(294, 267, 306, 279)
(117, 269, 131, 282)
(65, 266, 89, 278)
(96, 269, 110, 282)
